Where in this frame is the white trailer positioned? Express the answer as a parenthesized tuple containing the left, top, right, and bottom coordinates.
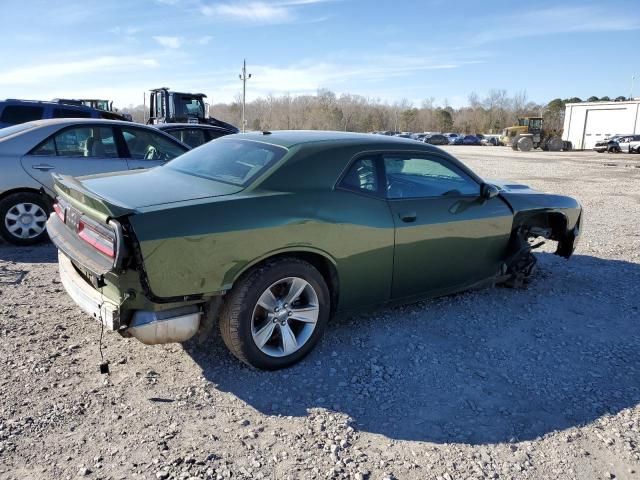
(562, 100, 640, 150)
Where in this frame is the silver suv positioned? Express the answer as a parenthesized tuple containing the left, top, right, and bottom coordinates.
(617, 135, 640, 153)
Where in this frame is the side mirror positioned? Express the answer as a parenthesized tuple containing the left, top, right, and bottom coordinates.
(481, 183, 500, 200)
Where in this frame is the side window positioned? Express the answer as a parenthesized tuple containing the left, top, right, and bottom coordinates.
(121, 127, 187, 161)
(30, 138, 57, 156)
(34, 126, 118, 158)
(339, 157, 379, 194)
(52, 108, 91, 119)
(0, 105, 43, 124)
(206, 130, 225, 142)
(384, 156, 479, 199)
(168, 128, 206, 148)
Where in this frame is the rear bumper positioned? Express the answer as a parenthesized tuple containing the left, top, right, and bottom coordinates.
(58, 251, 202, 344)
(58, 252, 121, 330)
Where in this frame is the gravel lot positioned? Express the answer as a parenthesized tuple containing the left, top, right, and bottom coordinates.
(1, 146, 639, 480)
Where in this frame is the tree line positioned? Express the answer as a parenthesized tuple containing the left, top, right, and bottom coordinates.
(121, 90, 630, 134)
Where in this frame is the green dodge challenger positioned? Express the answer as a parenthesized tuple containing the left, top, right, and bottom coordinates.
(46, 131, 581, 369)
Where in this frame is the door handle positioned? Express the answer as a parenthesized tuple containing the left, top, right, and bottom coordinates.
(399, 212, 417, 223)
(32, 164, 54, 171)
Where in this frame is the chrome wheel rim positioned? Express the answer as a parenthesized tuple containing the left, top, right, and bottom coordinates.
(4, 202, 47, 239)
(251, 277, 319, 358)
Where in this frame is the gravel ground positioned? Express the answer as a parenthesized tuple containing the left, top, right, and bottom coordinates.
(1, 146, 639, 480)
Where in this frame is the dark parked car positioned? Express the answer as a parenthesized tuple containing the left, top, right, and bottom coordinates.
(0, 119, 189, 245)
(156, 123, 239, 148)
(462, 135, 481, 145)
(47, 131, 581, 370)
(0, 99, 129, 129)
(425, 134, 449, 145)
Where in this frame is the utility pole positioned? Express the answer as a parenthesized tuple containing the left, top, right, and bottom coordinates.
(239, 59, 251, 132)
(632, 75, 637, 101)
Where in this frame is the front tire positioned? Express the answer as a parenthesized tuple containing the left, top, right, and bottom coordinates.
(0, 192, 50, 246)
(219, 258, 330, 370)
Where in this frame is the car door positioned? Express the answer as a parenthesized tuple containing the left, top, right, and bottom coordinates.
(383, 153, 513, 300)
(119, 125, 189, 170)
(20, 124, 128, 195)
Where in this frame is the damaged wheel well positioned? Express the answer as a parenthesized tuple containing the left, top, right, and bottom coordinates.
(513, 211, 568, 241)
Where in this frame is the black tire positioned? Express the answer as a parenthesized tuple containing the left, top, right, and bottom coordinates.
(0, 192, 50, 246)
(219, 258, 330, 370)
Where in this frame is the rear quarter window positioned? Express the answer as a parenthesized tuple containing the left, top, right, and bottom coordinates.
(0, 105, 44, 124)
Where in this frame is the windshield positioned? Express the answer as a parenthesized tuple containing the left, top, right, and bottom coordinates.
(166, 138, 287, 187)
(174, 95, 205, 118)
(0, 122, 37, 140)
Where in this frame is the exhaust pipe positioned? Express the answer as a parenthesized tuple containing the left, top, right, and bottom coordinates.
(127, 306, 201, 345)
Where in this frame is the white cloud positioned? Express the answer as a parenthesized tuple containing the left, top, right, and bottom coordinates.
(109, 26, 140, 35)
(201, 2, 290, 22)
(204, 55, 481, 101)
(152, 35, 182, 48)
(200, 0, 332, 23)
(0, 56, 159, 86)
(474, 5, 640, 44)
(197, 35, 213, 45)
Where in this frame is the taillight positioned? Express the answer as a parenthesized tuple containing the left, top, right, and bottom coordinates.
(77, 220, 116, 258)
(53, 201, 65, 221)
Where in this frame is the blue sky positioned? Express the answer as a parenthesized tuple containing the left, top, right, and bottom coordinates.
(1, 0, 638, 108)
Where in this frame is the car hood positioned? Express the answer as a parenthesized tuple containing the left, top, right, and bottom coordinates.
(487, 179, 537, 194)
(54, 167, 243, 217)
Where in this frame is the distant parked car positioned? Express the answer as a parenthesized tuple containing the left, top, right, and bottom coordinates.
(0, 99, 129, 129)
(449, 136, 465, 145)
(462, 135, 481, 146)
(425, 134, 449, 145)
(481, 135, 502, 146)
(0, 119, 189, 245)
(617, 135, 640, 153)
(593, 136, 623, 153)
(156, 123, 239, 148)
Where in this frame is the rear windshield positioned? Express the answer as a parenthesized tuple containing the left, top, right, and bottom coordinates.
(0, 122, 37, 140)
(166, 138, 287, 187)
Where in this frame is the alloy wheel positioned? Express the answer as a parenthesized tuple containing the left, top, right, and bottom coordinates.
(251, 277, 320, 358)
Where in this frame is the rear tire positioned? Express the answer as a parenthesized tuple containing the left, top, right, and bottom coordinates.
(546, 136, 563, 152)
(0, 192, 50, 246)
(219, 258, 330, 370)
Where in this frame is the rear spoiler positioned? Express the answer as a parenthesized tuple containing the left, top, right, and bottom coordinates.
(52, 173, 135, 221)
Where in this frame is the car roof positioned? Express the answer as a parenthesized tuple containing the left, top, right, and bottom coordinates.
(232, 130, 446, 150)
(1, 98, 97, 111)
(14, 118, 157, 129)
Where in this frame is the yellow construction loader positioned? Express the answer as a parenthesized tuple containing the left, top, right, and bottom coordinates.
(501, 117, 571, 152)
